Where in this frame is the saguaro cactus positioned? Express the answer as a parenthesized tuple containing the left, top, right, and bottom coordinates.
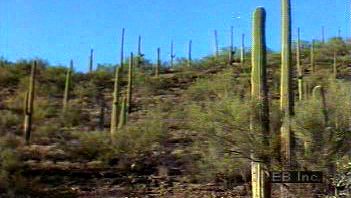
(170, 41, 175, 67)
(156, 48, 161, 77)
(214, 30, 219, 59)
(89, 49, 94, 72)
(118, 96, 127, 129)
(126, 53, 133, 114)
(24, 61, 37, 144)
(241, 34, 245, 66)
(312, 85, 328, 125)
(188, 40, 192, 67)
(137, 35, 144, 68)
(229, 26, 234, 65)
(110, 66, 121, 137)
(63, 60, 73, 113)
(280, 0, 294, 166)
(311, 40, 315, 73)
(251, 7, 270, 198)
(120, 28, 125, 70)
(296, 28, 303, 101)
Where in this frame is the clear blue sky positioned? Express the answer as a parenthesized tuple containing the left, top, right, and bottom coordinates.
(0, 0, 349, 71)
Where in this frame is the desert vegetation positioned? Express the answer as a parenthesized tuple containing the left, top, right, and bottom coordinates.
(1, 0, 351, 197)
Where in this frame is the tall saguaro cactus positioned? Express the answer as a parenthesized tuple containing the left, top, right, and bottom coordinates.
(110, 66, 121, 137)
(126, 53, 134, 114)
(118, 96, 127, 129)
(296, 28, 303, 101)
(24, 61, 37, 144)
(214, 30, 219, 58)
(241, 34, 245, 66)
(280, 0, 294, 166)
(229, 26, 234, 65)
(188, 40, 192, 67)
(251, 7, 270, 198)
(63, 60, 73, 113)
(89, 49, 94, 72)
(170, 41, 175, 67)
(120, 28, 125, 70)
(156, 48, 161, 77)
(137, 35, 144, 68)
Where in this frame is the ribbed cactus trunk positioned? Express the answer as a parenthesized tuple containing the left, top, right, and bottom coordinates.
(280, 0, 294, 167)
(89, 49, 94, 72)
(170, 41, 175, 67)
(312, 85, 328, 124)
(24, 61, 37, 145)
(251, 7, 271, 198)
(110, 67, 121, 137)
(296, 28, 303, 101)
(214, 30, 219, 59)
(156, 48, 161, 77)
(126, 53, 133, 114)
(229, 26, 234, 65)
(120, 28, 125, 70)
(118, 96, 127, 129)
(241, 34, 245, 66)
(310, 40, 315, 74)
(188, 40, 192, 67)
(137, 35, 143, 68)
(63, 60, 73, 113)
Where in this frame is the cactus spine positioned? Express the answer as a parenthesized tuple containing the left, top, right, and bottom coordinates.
(296, 28, 303, 101)
(89, 49, 94, 72)
(311, 40, 315, 73)
(170, 41, 175, 67)
(229, 26, 234, 65)
(63, 60, 73, 113)
(280, 0, 294, 166)
(118, 96, 127, 129)
(110, 66, 121, 137)
(156, 48, 161, 77)
(251, 7, 270, 198)
(188, 40, 192, 67)
(24, 61, 37, 144)
(241, 34, 245, 66)
(214, 30, 219, 59)
(126, 53, 133, 114)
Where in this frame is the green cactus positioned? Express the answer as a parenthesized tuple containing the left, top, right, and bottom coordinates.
(110, 66, 121, 137)
(137, 35, 144, 68)
(296, 28, 303, 101)
(251, 7, 270, 198)
(188, 40, 192, 67)
(63, 60, 73, 113)
(229, 26, 234, 65)
(120, 28, 125, 70)
(214, 30, 219, 59)
(156, 48, 161, 77)
(118, 96, 127, 129)
(89, 49, 94, 72)
(126, 53, 133, 114)
(24, 60, 37, 144)
(170, 41, 175, 67)
(280, 0, 294, 167)
(312, 85, 328, 125)
(311, 40, 315, 73)
(241, 34, 245, 66)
